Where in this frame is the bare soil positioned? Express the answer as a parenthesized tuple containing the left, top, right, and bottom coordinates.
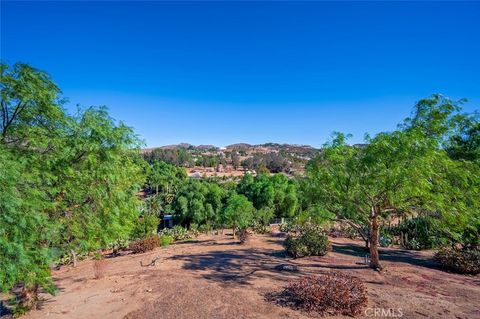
(20, 231, 480, 319)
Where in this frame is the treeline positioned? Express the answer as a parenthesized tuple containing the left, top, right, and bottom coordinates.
(143, 161, 299, 233)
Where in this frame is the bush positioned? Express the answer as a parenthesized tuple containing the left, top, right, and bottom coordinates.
(327, 224, 359, 239)
(284, 228, 331, 258)
(159, 235, 174, 247)
(93, 259, 107, 279)
(389, 216, 445, 250)
(159, 225, 190, 241)
(434, 247, 480, 275)
(253, 222, 271, 234)
(198, 224, 211, 234)
(129, 236, 160, 254)
(107, 238, 130, 254)
(277, 273, 367, 316)
(189, 223, 200, 238)
(279, 221, 298, 234)
(131, 214, 159, 240)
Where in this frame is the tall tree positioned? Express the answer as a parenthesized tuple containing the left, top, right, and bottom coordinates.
(305, 96, 476, 269)
(1, 63, 146, 305)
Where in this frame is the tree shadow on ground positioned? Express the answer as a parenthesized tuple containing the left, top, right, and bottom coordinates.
(332, 242, 441, 270)
(169, 248, 301, 286)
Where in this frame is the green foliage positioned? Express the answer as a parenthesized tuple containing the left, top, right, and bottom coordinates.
(0, 63, 146, 299)
(0, 147, 56, 294)
(237, 173, 298, 218)
(254, 207, 274, 226)
(159, 225, 190, 241)
(189, 223, 200, 237)
(159, 235, 174, 247)
(147, 160, 186, 196)
(390, 216, 445, 250)
(224, 193, 255, 232)
(172, 179, 227, 228)
(284, 225, 330, 258)
(446, 114, 480, 162)
(434, 247, 480, 275)
(131, 214, 159, 240)
(303, 95, 479, 268)
(143, 148, 195, 167)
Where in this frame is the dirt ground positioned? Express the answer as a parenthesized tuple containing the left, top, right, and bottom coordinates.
(18, 231, 480, 319)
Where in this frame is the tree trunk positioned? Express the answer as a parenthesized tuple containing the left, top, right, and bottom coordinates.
(232, 224, 236, 239)
(71, 249, 77, 267)
(369, 213, 381, 270)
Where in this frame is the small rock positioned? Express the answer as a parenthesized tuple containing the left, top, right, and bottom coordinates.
(274, 264, 299, 272)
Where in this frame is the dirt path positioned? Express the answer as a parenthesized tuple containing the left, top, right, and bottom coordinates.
(21, 232, 480, 319)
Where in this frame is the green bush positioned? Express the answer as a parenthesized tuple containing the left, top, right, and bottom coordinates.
(434, 247, 480, 275)
(279, 221, 299, 234)
(390, 216, 445, 250)
(128, 236, 160, 254)
(131, 214, 159, 240)
(159, 225, 190, 241)
(253, 222, 271, 234)
(189, 223, 200, 237)
(198, 224, 212, 234)
(284, 227, 330, 258)
(159, 235, 174, 247)
(107, 238, 130, 254)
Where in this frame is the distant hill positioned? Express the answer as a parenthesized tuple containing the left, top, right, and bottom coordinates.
(144, 142, 319, 155)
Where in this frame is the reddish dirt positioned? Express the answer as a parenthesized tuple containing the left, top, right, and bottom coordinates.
(21, 232, 480, 319)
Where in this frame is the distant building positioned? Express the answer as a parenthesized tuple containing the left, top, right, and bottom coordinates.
(158, 214, 173, 231)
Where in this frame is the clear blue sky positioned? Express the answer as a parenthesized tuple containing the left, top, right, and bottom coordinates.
(2, 1, 479, 148)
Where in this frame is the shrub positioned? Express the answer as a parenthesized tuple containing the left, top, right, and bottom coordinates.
(434, 247, 480, 275)
(131, 214, 160, 240)
(159, 225, 190, 241)
(389, 216, 446, 250)
(189, 223, 200, 238)
(93, 259, 107, 279)
(284, 228, 331, 258)
(253, 223, 271, 234)
(107, 238, 130, 255)
(276, 273, 367, 316)
(159, 235, 174, 247)
(129, 236, 160, 254)
(327, 224, 359, 239)
(279, 221, 298, 234)
(198, 224, 211, 234)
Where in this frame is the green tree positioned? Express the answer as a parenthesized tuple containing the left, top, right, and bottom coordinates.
(304, 96, 477, 269)
(224, 194, 254, 239)
(1, 63, 146, 306)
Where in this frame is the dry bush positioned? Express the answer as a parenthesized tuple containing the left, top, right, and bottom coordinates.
(129, 236, 160, 254)
(93, 259, 107, 279)
(237, 229, 250, 244)
(269, 272, 367, 316)
(434, 247, 480, 275)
